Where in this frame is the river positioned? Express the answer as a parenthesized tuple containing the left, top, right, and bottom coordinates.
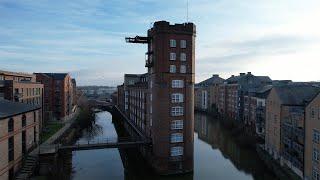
(58, 111, 277, 180)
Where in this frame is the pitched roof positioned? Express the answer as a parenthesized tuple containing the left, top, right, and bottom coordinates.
(35, 73, 69, 80)
(274, 84, 320, 105)
(0, 100, 41, 119)
(196, 75, 225, 87)
(226, 73, 272, 84)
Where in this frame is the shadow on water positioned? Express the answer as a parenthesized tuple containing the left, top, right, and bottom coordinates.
(50, 111, 277, 180)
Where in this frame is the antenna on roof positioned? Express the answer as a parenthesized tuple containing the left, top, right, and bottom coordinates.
(187, 0, 189, 23)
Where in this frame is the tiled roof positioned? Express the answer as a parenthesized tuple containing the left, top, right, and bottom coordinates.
(196, 75, 225, 87)
(274, 84, 320, 105)
(0, 100, 41, 119)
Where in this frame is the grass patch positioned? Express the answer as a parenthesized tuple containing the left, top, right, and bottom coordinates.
(40, 122, 64, 143)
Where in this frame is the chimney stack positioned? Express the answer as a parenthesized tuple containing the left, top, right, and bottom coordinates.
(240, 73, 245, 76)
(212, 74, 219, 77)
(247, 72, 252, 75)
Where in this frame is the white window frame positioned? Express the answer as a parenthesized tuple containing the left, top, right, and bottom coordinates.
(171, 120, 183, 130)
(170, 146, 183, 156)
(180, 65, 186, 73)
(170, 53, 176, 61)
(180, 40, 187, 48)
(171, 106, 184, 116)
(170, 39, 176, 48)
(171, 133, 183, 143)
(171, 93, 184, 103)
(180, 53, 186, 61)
(172, 80, 184, 88)
(169, 65, 176, 73)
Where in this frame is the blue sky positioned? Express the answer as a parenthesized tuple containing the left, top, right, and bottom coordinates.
(0, 0, 319, 86)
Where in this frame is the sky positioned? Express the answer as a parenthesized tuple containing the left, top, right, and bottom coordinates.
(0, 0, 319, 86)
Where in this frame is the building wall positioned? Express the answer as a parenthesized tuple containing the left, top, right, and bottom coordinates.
(147, 21, 195, 174)
(305, 93, 320, 180)
(0, 109, 41, 180)
(280, 105, 304, 177)
(36, 73, 73, 121)
(265, 88, 282, 160)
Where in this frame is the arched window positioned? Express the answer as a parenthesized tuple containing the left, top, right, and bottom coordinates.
(22, 114, 26, 127)
(8, 118, 14, 133)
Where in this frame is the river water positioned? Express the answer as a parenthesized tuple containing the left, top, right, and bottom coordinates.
(63, 111, 276, 180)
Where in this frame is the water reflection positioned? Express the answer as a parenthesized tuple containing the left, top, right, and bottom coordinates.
(194, 113, 277, 180)
(53, 111, 276, 180)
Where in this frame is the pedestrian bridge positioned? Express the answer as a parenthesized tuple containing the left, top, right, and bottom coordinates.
(39, 137, 150, 155)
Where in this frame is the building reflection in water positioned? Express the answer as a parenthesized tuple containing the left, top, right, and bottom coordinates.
(194, 113, 276, 180)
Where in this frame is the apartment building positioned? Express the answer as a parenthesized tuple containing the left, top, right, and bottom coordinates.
(243, 85, 272, 136)
(118, 21, 196, 174)
(218, 72, 272, 121)
(123, 74, 148, 133)
(35, 73, 74, 121)
(265, 84, 320, 178)
(0, 70, 43, 105)
(304, 91, 320, 180)
(195, 74, 224, 112)
(0, 100, 41, 180)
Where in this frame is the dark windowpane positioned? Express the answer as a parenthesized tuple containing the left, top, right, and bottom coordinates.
(8, 118, 14, 133)
(8, 137, 14, 162)
(22, 115, 26, 127)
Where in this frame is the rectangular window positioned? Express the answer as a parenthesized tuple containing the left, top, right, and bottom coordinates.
(171, 120, 184, 130)
(180, 53, 186, 61)
(170, 53, 176, 61)
(314, 129, 320, 144)
(180, 40, 187, 48)
(313, 148, 320, 163)
(312, 108, 315, 118)
(172, 80, 184, 88)
(8, 137, 14, 162)
(180, 65, 186, 73)
(169, 65, 176, 73)
(171, 133, 183, 143)
(170, 39, 176, 47)
(171, 146, 183, 156)
(171, 106, 184, 116)
(171, 93, 184, 103)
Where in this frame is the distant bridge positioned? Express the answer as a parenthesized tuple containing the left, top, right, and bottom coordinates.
(39, 137, 150, 154)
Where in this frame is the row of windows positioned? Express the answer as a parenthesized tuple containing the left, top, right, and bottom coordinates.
(8, 112, 37, 133)
(169, 52, 187, 61)
(170, 39, 187, 48)
(15, 87, 41, 96)
(169, 65, 186, 74)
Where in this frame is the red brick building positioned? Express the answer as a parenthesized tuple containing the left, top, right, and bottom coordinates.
(35, 73, 74, 121)
(118, 21, 196, 174)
